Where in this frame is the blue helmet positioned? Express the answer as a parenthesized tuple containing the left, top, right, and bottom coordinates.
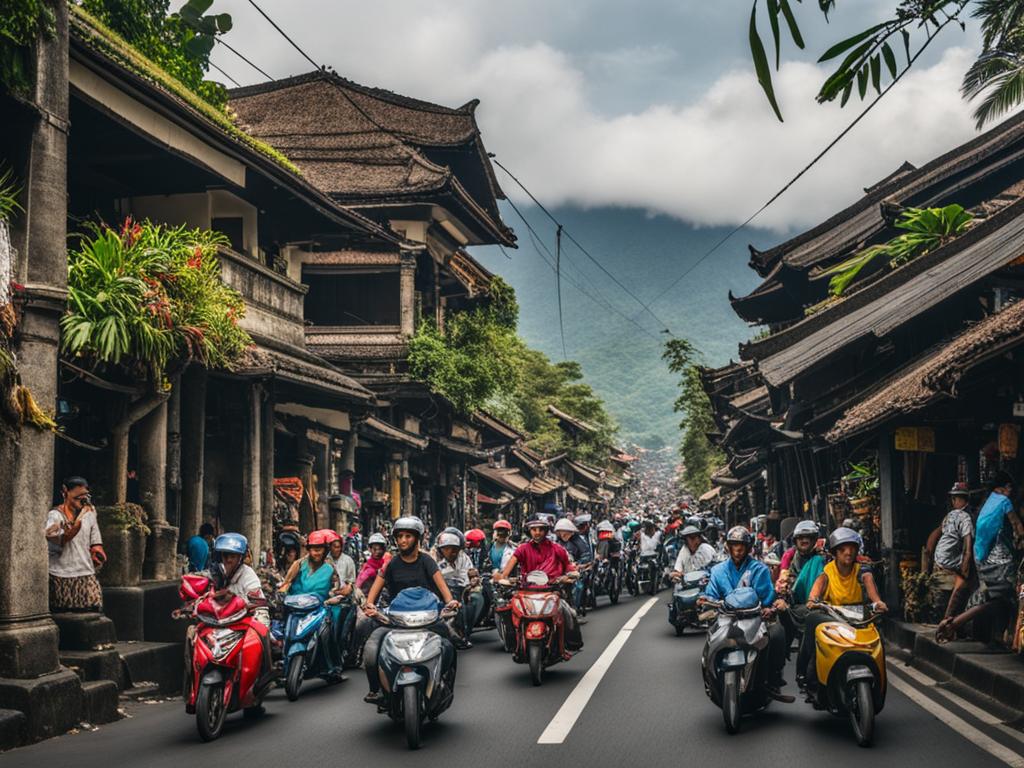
(214, 532, 248, 555)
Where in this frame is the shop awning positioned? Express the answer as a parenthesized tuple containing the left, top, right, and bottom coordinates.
(527, 475, 565, 496)
(361, 416, 429, 450)
(432, 435, 497, 460)
(827, 299, 1024, 442)
(567, 485, 601, 503)
(477, 492, 514, 506)
(235, 335, 373, 403)
(470, 464, 530, 495)
(699, 486, 722, 502)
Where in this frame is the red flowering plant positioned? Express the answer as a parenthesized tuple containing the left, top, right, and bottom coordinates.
(62, 218, 251, 382)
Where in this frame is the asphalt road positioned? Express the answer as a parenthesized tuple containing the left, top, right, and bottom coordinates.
(6, 591, 1024, 766)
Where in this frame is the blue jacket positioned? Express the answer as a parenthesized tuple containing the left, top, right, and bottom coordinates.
(975, 491, 1013, 563)
(703, 556, 775, 605)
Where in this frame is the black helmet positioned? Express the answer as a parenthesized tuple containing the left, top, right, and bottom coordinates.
(277, 531, 302, 551)
(725, 526, 753, 547)
(525, 514, 550, 531)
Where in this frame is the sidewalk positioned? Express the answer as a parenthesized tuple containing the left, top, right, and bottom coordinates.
(884, 619, 1024, 713)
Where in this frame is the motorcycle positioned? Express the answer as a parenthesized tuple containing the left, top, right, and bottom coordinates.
(636, 552, 661, 596)
(594, 556, 622, 605)
(275, 593, 347, 701)
(178, 572, 274, 742)
(373, 587, 458, 750)
(700, 587, 772, 734)
(573, 561, 596, 616)
(668, 569, 709, 636)
(806, 601, 886, 747)
(500, 570, 578, 686)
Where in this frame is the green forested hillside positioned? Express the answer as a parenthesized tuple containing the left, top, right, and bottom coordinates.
(473, 205, 787, 448)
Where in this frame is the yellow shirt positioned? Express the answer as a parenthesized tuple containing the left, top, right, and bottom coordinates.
(822, 561, 863, 605)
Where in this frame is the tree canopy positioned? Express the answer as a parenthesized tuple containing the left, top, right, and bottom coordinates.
(663, 338, 723, 495)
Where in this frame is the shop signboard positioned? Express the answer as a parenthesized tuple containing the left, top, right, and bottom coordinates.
(895, 426, 935, 452)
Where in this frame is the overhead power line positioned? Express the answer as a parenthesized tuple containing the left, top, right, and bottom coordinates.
(207, 58, 241, 88)
(215, 37, 275, 81)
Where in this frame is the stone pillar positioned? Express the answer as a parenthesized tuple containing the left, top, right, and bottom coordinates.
(240, 383, 262, 554)
(389, 454, 403, 520)
(339, 433, 357, 494)
(166, 377, 182, 529)
(296, 450, 316, 534)
(260, 392, 274, 559)
(140, 401, 177, 580)
(0, 2, 85, 742)
(399, 252, 416, 337)
(878, 432, 899, 608)
(179, 366, 206, 540)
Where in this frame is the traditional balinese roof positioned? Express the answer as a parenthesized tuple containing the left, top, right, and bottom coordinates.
(432, 435, 496, 460)
(826, 300, 1024, 442)
(447, 249, 493, 297)
(471, 410, 525, 443)
(547, 404, 598, 435)
(68, 7, 401, 248)
(235, 335, 373, 402)
(228, 71, 515, 246)
(742, 196, 1024, 386)
(470, 464, 531, 495)
(566, 458, 604, 487)
(361, 416, 429, 450)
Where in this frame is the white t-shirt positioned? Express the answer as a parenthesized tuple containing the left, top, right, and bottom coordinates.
(46, 508, 102, 578)
(639, 531, 662, 555)
(329, 552, 357, 586)
(674, 542, 716, 573)
(227, 563, 265, 603)
(436, 550, 474, 587)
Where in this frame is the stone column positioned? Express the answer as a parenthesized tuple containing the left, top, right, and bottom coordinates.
(296, 449, 316, 534)
(166, 377, 182, 529)
(139, 401, 177, 580)
(878, 432, 899, 608)
(389, 454, 403, 520)
(0, 1, 85, 742)
(399, 252, 416, 337)
(260, 391, 274, 558)
(179, 366, 206, 539)
(240, 383, 262, 554)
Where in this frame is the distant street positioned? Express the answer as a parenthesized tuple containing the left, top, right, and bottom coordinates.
(5, 592, 1022, 766)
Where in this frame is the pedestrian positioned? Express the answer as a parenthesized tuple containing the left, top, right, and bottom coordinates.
(932, 483, 977, 642)
(939, 471, 1021, 645)
(45, 477, 106, 612)
(186, 522, 216, 573)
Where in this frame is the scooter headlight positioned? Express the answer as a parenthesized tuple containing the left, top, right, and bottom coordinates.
(384, 631, 442, 664)
(203, 628, 244, 661)
(295, 610, 322, 638)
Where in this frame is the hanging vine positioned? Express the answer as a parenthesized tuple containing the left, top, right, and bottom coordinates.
(0, 0, 56, 97)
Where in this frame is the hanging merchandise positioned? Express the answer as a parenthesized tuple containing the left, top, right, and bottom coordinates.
(999, 423, 1020, 459)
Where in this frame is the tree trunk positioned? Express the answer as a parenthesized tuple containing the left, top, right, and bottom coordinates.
(111, 390, 169, 505)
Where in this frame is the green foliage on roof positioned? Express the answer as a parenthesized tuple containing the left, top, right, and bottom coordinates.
(0, 0, 56, 96)
(70, 4, 302, 177)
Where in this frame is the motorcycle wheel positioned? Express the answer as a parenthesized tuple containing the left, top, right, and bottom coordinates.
(610, 574, 621, 604)
(849, 679, 875, 747)
(285, 653, 304, 702)
(722, 669, 741, 735)
(528, 642, 545, 686)
(627, 574, 638, 597)
(195, 682, 226, 742)
(646, 572, 658, 596)
(674, 623, 684, 637)
(403, 685, 421, 750)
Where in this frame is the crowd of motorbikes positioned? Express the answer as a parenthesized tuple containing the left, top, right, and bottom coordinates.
(172, 504, 888, 749)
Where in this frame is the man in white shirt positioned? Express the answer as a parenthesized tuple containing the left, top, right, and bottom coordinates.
(671, 525, 717, 578)
(435, 531, 481, 647)
(211, 533, 268, 626)
(639, 520, 663, 556)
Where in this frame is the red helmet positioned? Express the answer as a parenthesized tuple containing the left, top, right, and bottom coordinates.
(465, 528, 486, 545)
(307, 529, 337, 546)
(492, 520, 512, 532)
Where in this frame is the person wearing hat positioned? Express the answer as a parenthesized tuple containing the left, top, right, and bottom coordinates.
(931, 483, 976, 640)
(669, 525, 716, 581)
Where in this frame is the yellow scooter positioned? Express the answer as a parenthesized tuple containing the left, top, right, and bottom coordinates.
(808, 601, 886, 747)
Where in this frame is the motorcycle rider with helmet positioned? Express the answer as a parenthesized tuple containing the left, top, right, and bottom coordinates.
(498, 514, 583, 651)
(356, 532, 390, 592)
(361, 516, 459, 705)
(776, 520, 826, 648)
(211, 533, 268, 625)
(700, 526, 791, 701)
(797, 527, 887, 689)
(489, 520, 515, 574)
(434, 530, 480, 648)
(554, 518, 594, 616)
(670, 525, 716, 581)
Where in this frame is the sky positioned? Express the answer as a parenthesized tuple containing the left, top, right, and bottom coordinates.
(209, 1, 993, 233)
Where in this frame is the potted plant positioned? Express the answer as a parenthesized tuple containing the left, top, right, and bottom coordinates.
(96, 502, 150, 587)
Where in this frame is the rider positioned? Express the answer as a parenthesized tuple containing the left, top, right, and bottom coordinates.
(670, 525, 716, 580)
(554, 518, 594, 613)
(356, 532, 390, 592)
(701, 526, 790, 701)
(464, 528, 489, 571)
(489, 520, 515, 574)
(434, 530, 481, 648)
(361, 516, 459, 705)
(278, 529, 345, 675)
(326, 529, 358, 659)
(797, 527, 887, 689)
(777, 520, 825, 647)
(211, 532, 268, 625)
(499, 514, 583, 651)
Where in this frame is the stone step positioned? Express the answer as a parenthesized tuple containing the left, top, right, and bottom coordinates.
(119, 681, 161, 701)
(80, 680, 120, 725)
(52, 613, 118, 651)
(0, 708, 27, 752)
(59, 649, 125, 690)
(117, 641, 183, 695)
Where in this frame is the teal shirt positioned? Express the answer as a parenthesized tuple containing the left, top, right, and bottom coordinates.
(289, 558, 335, 601)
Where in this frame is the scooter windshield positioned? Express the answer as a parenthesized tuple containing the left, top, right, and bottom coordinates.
(387, 587, 442, 628)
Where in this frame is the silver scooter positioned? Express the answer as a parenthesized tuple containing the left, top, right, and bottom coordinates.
(700, 586, 772, 734)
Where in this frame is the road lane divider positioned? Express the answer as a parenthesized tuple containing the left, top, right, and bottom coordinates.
(888, 669, 1024, 767)
(537, 597, 657, 745)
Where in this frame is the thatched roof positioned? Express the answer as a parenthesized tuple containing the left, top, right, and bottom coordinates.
(228, 72, 514, 246)
(826, 300, 1024, 442)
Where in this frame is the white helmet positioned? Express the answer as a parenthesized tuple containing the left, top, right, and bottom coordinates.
(597, 520, 614, 533)
(436, 531, 462, 549)
(554, 518, 578, 534)
(367, 533, 387, 547)
(392, 516, 425, 538)
(793, 520, 819, 538)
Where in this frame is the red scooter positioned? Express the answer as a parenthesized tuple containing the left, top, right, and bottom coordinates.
(179, 573, 274, 741)
(499, 570, 578, 686)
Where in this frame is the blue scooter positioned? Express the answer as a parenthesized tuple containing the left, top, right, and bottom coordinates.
(277, 593, 344, 701)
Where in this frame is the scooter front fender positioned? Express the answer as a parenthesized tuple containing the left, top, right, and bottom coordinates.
(396, 670, 424, 687)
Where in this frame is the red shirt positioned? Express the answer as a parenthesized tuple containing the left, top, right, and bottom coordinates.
(513, 538, 570, 582)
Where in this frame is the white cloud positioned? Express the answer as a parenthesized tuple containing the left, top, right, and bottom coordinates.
(212, 1, 986, 231)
